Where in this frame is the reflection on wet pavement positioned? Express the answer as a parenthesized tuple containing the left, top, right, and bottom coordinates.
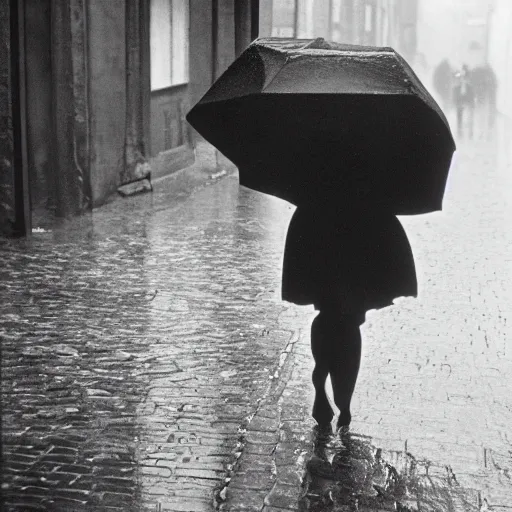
(1, 176, 297, 511)
(300, 427, 481, 511)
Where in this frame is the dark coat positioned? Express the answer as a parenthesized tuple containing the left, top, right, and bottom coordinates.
(468, 65, 497, 105)
(433, 59, 453, 101)
(282, 206, 417, 315)
(453, 69, 475, 107)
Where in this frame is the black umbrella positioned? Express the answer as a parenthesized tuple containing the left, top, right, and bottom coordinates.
(187, 37, 456, 215)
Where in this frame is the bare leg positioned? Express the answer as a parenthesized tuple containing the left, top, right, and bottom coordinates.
(321, 312, 362, 428)
(310, 313, 334, 426)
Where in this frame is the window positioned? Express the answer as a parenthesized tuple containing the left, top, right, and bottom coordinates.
(297, 0, 315, 38)
(271, 0, 296, 37)
(150, 0, 189, 90)
(331, 0, 343, 41)
(364, 4, 373, 33)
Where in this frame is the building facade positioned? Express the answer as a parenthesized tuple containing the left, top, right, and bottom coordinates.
(259, 0, 417, 58)
(487, 0, 512, 163)
(0, 0, 258, 236)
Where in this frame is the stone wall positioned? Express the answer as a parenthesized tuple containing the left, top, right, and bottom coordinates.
(87, 0, 127, 207)
(188, 1, 214, 111)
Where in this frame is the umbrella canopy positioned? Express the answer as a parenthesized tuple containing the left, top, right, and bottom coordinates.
(187, 37, 456, 215)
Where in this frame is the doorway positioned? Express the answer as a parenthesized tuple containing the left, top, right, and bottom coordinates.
(148, 0, 194, 178)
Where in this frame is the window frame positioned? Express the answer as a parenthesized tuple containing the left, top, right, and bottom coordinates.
(149, 0, 190, 92)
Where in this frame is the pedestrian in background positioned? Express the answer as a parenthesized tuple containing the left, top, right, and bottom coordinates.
(432, 58, 454, 112)
(469, 64, 498, 139)
(453, 64, 475, 139)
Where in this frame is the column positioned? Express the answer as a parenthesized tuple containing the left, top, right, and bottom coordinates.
(51, 0, 87, 216)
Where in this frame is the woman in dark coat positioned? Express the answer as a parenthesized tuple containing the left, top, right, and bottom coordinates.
(432, 58, 454, 111)
(282, 202, 417, 430)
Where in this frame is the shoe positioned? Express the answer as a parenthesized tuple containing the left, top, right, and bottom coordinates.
(336, 410, 351, 430)
(336, 424, 350, 439)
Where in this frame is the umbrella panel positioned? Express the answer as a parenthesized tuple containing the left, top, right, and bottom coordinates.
(189, 94, 454, 214)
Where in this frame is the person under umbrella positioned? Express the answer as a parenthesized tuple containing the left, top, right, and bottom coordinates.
(281, 146, 417, 431)
(187, 38, 455, 434)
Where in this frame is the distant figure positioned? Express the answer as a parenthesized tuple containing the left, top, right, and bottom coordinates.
(432, 59, 453, 111)
(453, 64, 475, 139)
(282, 202, 417, 431)
(469, 64, 498, 139)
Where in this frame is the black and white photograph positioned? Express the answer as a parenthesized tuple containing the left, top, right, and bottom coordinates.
(1, 1, 511, 510)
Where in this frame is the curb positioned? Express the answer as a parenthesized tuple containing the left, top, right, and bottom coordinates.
(133, 144, 238, 212)
(216, 326, 316, 512)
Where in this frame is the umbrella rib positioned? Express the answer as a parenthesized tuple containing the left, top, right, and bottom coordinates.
(261, 66, 286, 94)
(258, 48, 289, 94)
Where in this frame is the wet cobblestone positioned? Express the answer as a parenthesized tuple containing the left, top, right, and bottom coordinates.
(2, 135, 512, 511)
(1, 174, 298, 511)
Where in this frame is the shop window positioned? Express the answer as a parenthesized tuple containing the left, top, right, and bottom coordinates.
(150, 0, 189, 90)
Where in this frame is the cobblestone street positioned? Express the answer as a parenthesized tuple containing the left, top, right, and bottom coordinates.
(1, 130, 512, 511)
